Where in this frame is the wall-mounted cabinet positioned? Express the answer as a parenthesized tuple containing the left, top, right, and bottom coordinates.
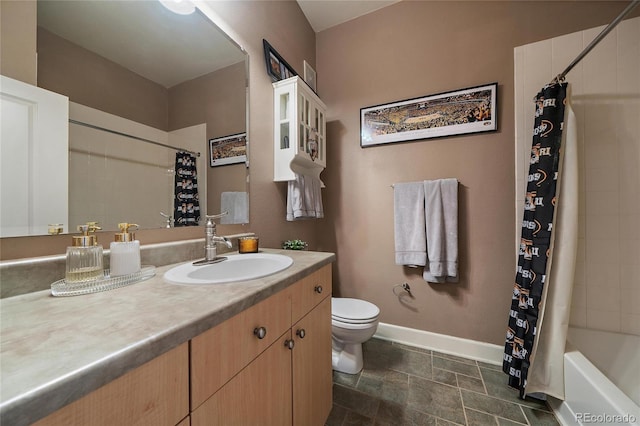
(273, 76, 326, 185)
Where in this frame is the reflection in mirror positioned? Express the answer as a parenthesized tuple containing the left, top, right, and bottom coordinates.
(9, 0, 247, 236)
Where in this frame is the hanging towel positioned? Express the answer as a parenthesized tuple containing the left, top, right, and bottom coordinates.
(220, 192, 249, 224)
(394, 182, 427, 267)
(423, 178, 458, 282)
(286, 173, 324, 221)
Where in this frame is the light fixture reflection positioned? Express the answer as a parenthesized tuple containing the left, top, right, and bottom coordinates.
(158, 0, 196, 15)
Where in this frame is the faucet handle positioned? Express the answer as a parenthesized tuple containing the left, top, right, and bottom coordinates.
(205, 211, 229, 221)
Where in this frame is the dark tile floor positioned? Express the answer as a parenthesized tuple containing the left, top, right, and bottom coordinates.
(327, 338, 560, 426)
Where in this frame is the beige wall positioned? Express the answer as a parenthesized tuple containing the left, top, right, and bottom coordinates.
(316, 1, 637, 345)
(169, 61, 246, 135)
(37, 28, 169, 130)
(0, 0, 37, 85)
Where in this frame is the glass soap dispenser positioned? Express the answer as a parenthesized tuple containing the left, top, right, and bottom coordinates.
(109, 223, 141, 277)
(66, 223, 104, 283)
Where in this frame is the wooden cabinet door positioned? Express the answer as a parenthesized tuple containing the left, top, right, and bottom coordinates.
(292, 297, 332, 426)
(34, 343, 189, 426)
(191, 332, 293, 426)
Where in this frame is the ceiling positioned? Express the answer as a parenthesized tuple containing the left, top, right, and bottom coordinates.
(36, 0, 396, 88)
(37, 0, 246, 88)
(297, 0, 400, 32)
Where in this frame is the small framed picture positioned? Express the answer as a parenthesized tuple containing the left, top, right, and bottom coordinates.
(209, 133, 247, 167)
(263, 39, 297, 82)
(303, 60, 317, 92)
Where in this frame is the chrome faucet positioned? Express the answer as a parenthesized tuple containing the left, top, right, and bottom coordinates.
(160, 212, 173, 228)
(194, 212, 232, 266)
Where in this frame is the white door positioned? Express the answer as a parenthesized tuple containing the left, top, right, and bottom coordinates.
(0, 75, 69, 237)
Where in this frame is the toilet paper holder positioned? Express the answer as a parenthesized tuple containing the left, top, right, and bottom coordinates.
(393, 282, 414, 298)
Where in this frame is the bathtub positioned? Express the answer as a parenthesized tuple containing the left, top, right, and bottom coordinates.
(549, 327, 640, 425)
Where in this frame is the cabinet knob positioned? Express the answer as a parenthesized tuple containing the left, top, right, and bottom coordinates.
(285, 339, 295, 350)
(314, 285, 323, 294)
(253, 327, 267, 339)
(296, 328, 306, 339)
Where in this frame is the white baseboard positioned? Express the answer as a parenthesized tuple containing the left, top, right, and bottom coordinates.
(374, 322, 504, 366)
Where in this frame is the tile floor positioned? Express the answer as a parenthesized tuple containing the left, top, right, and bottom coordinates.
(327, 338, 560, 426)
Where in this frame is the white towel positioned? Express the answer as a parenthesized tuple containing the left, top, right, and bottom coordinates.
(423, 178, 458, 283)
(394, 182, 427, 266)
(220, 192, 249, 224)
(286, 173, 324, 221)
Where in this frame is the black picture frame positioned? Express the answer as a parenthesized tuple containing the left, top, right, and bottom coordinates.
(360, 82, 498, 147)
(263, 39, 297, 82)
(209, 133, 247, 167)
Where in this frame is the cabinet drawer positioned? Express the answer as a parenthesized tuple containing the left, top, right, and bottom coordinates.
(190, 289, 291, 410)
(34, 343, 189, 426)
(291, 264, 331, 323)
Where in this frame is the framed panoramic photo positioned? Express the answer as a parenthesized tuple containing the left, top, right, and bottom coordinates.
(263, 39, 297, 82)
(360, 82, 498, 147)
(209, 133, 247, 167)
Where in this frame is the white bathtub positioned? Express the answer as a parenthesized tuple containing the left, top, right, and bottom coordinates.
(549, 327, 640, 425)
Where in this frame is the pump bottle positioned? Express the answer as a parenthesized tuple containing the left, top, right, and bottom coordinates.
(65, 223, 104, 282)
(109, 223, 141, 276)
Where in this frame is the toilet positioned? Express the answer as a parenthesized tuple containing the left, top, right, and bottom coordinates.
(331, 297, 380, 374)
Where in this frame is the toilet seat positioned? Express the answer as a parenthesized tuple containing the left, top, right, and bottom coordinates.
(331, 297, 379, 324)
(332, 318, 377, 331)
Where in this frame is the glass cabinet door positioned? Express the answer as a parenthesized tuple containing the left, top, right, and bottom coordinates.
(279, 93, 290, 149)
(273, 76, 327, 182)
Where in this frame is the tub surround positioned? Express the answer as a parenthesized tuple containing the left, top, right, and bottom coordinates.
(0, 248, 335, 425)
(549, 344, 640, 426)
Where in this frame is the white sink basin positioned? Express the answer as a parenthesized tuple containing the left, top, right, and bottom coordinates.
(163, 253, 293, 285)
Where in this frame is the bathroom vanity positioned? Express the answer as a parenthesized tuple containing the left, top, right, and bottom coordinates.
(0, 249, 334, 426)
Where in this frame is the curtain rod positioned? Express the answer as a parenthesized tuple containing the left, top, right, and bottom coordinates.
(549, 0, 639, 85)
(69, 119, 201, 157)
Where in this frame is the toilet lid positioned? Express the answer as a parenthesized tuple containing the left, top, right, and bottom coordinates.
(332, 297, 380, 322)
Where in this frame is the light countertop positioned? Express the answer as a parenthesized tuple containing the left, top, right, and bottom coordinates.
(0, 248, 335, 426)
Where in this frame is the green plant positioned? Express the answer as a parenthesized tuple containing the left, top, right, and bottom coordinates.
(282, 239, 308, 250)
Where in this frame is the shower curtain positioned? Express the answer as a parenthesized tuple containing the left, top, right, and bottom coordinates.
(503, 82, 577, 399)
(174, 151, 200, 226)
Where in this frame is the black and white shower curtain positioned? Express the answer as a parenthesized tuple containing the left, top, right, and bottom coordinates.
(503, 83, 567, 398)
(174, 151, 200, 226)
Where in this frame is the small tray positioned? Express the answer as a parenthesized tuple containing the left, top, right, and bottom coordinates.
(51, 266, 156, 297)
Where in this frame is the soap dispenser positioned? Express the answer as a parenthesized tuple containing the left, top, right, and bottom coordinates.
(109, 223, 141, 277)
(66, 223, 104, 283)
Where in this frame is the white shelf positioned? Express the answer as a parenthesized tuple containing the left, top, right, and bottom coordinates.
(273, 76, 327, 185)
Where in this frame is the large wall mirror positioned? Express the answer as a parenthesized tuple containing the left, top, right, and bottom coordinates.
(1, 0, 248, 237)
